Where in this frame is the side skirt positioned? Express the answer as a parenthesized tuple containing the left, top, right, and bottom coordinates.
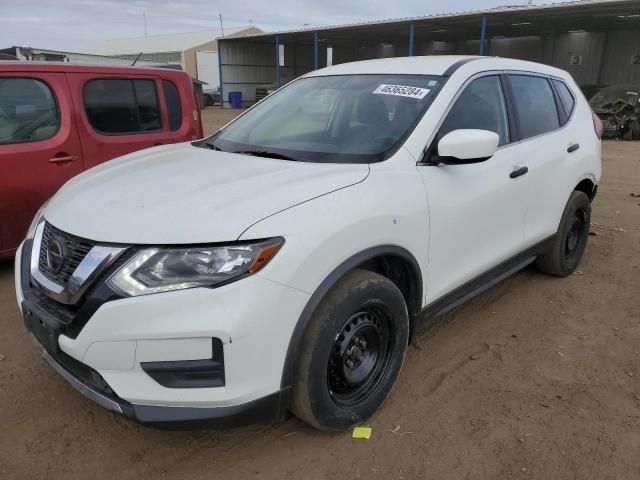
(416, 234, 556, 326)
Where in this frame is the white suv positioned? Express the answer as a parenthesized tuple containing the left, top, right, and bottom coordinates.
(16, 56, 601, 431)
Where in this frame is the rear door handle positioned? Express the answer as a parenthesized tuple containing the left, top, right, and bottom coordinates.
(49, 155, 79, 164)
(509, 166, 529, 179)
(567, 143, 580, 153)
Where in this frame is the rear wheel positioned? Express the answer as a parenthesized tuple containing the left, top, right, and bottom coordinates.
(537, 190, 591, 276)
(291, 269, 409, 431)
(631, 119, 640, 140)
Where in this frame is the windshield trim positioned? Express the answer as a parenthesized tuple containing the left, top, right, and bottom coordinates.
(201, 73, 447, 164)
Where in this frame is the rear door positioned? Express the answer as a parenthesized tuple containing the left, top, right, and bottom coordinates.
(506, 74, 577, 246)
(0, 73, 84, 254)
(66, 73, 170, 169)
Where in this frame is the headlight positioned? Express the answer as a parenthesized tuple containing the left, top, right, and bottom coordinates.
(107, 238, 284, 297)
(26, 200, 49, 240)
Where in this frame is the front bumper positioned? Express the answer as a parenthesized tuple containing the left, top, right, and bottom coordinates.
(38, 342, 290, 427)
(16, 238, 310, 426)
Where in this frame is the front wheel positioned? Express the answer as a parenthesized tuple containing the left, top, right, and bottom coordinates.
(291, 269, 409, 431)
(537, 190, 591, 277)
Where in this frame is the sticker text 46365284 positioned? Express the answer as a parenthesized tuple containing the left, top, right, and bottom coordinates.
(373, 84, 431, 100)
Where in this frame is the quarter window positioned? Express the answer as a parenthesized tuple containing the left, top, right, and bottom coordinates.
(163, 80, 182, 131)
(509, 75, 560, 139)
(553, 79, 576, 119)
(84, 79, 161, 134)
(439, 75, 510, 146)
(0, 78, 59, 144)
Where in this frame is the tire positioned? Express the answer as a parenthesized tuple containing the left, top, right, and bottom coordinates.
(631, 120, 640, 141)
(291, 269, 409, 431)
(536, 190, 591, 277)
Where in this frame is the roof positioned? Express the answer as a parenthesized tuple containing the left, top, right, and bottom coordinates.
(304, 55, 568, 78)
(0, 61, 192, 78)
(222, 0, 640, 46)
(251, 0, 638, 36)
(87, 26, 260, 55)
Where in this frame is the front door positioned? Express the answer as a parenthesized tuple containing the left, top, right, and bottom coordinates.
(419, 74, 529, 303)
(0, 73, 84, 254)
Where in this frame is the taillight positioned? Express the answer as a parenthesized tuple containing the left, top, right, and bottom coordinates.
(592, 111, 603, 140)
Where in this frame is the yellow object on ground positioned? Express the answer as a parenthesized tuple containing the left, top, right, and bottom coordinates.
(352, 426, 372, 439)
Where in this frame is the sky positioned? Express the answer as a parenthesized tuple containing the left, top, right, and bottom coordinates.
(0, 0, 576, 51)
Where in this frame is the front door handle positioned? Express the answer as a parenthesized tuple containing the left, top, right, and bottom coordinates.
(567, 143, 580, 153)
(49, 154, 79, 164)
(509, 166, 529, 179)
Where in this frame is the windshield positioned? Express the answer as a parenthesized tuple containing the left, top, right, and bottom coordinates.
(206, 74, 444, 163)
(589, 85, 640, 113)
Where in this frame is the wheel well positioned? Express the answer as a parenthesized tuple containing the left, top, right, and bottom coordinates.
(280, 247, 423, 390)
(355, 255, 422, 320)
(575, 178, 596, 201)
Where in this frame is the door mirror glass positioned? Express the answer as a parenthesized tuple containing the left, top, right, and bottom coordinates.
(437, 129, 499, 164)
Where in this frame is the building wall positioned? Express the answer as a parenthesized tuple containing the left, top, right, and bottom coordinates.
(13, 48, 164, 67)
(548, 31, 606, 85)
(488, 36, 543, 62)
(185, 40, 217, 78)
(118, 52, 182, 63)
(599, 31, 640, 85)
(219, 27, 640, 108)
(219, 41, 277, 106)
(184, 28, 263, 80)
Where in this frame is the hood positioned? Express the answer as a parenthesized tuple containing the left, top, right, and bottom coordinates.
(45, 143, 369, 244)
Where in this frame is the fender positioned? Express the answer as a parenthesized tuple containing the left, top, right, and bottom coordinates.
(279, 245, 423, 389)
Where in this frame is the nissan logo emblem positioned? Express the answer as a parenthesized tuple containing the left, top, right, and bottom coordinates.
(46, 237, 66, 274)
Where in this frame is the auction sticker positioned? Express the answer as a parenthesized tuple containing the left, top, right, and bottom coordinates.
(373, 84, 430, 99)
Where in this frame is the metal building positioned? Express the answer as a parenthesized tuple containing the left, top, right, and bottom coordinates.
(88, 26, 262, 88)
(217, 0, 640, 107)
(0, 46, 165, 67)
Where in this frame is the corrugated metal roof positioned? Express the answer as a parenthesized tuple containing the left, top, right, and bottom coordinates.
(242, 0, 635, 37)
(87, 26, 260, 55)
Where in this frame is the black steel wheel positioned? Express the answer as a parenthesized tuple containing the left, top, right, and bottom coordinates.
(291, 269, 409, 431)
(564, 205, 588, 265)
(327, 307, 394, 407)
(537, 190, 591, 276)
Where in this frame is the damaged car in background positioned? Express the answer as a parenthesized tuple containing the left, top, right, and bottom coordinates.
(589, 85, 640, 140)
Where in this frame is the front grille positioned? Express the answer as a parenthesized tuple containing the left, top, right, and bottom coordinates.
(38, 222, 95, 284)
(27, 287, 76, 325)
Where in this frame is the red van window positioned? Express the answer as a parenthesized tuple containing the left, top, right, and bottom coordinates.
(163, 80, 183, 131)
(0, 78, 59, 144)
(83, 78, 161, 134)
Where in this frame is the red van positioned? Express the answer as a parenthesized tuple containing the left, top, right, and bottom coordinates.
(0, 62, 203, 258)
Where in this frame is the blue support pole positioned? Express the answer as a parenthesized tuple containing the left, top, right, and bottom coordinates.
(275, 35, 280, 89)
(218, 39, 224, 108)
(479, 15, 488, 56)
(314, 31, 319, 70)
(409, 22, 415, 57)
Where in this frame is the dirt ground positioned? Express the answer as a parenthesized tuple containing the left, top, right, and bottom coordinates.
(1, 109, 639, 479)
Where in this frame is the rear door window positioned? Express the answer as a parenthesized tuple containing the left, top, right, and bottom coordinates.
(509, 75, 560, 139)
(83, 78, 161, 134)
(553, 79, 576, 119)
(163, 80, 182, 131)
(0, 78, 59, 143)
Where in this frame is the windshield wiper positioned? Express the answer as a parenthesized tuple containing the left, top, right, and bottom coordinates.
(204, 142, 224, 151)
(232, 150, 298, 161)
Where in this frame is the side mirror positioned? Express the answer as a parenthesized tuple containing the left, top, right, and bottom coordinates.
(436, 129, 500, 164)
